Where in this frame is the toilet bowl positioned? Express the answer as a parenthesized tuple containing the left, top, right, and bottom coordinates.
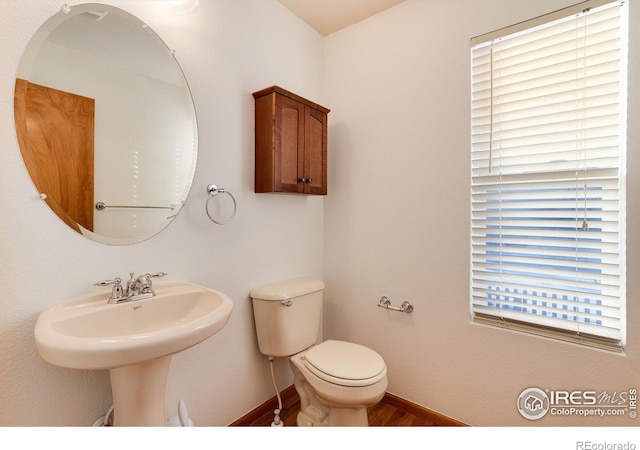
(249, 278, 388, 426)
(289, 340, 387, 426)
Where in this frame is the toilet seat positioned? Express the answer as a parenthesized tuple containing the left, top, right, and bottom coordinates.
(304, 340, 386, 387)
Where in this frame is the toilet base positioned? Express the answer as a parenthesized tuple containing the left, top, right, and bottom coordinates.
(296, 409, 324, 427)
(289, 348, 386, 427)
(297, 406, 369, 427)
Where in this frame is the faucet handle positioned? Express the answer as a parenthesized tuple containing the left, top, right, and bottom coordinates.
(149, 272, 167, 279)
(94, 277, 127, 303)
(94, 277, 121, 288)
(138, 272, 166, 294)
(136, 272, 166, 295)
(110, 278, 126, 302)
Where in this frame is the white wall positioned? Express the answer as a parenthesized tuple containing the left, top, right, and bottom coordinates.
(0, 0, 325, 426)
(323, 0, 640, 426)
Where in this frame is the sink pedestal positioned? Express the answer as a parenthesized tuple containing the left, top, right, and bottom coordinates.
(34, 282, 233, 425)
(110, 356, 172, 426)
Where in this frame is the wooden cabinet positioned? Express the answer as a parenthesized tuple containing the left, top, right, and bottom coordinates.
(253, 86, 329, 195)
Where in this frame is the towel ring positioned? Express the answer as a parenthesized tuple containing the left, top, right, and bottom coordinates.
(206, 184, 236, 225)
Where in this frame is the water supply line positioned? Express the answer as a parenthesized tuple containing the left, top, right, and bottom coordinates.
(269, 356, 284, 426)
(103, 404, 114, 426)
(91, 404, 114, 426)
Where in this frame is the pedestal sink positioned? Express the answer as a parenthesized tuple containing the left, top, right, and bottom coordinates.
(34, 282, 233, 426)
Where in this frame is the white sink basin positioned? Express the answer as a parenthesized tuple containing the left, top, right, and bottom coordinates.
(34, 282, 233, 425)
(35, 282, 233, 370)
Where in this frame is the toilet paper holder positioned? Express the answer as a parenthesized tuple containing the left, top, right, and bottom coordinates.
(377, 296, 414, 313)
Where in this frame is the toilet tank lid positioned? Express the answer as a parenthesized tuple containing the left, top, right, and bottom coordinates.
(250, 278, 325, 301)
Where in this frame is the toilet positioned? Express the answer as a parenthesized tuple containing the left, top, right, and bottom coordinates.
(250, 278, 388, 426)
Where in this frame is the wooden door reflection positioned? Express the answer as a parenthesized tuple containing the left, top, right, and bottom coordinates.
(15, 79, 94, 232)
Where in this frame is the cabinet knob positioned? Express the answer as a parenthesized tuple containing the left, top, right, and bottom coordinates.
(299, 177, 313, 183)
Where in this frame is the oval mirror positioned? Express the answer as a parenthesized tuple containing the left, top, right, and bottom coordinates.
(14, 3, 198, 245)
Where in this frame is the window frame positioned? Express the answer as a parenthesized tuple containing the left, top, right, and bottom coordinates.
(469, 0, 628, 352)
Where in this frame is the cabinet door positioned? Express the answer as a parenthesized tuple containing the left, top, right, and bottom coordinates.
(303, 106, 327, 195)
(254, 86, 328, 195)
(275, 94, 305, 193)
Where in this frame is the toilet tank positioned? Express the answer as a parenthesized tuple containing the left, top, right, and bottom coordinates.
(250, 278, 324, 357)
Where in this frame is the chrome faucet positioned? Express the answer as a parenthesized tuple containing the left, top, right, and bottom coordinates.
(94, 272, 167, 304)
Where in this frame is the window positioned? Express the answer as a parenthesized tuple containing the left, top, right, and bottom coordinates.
(470, 0, 627, 351)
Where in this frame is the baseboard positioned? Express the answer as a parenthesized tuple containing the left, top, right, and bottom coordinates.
(382, 391, 468, 426)
(229, 385, 298, 426)
(229, 385, 466, 426)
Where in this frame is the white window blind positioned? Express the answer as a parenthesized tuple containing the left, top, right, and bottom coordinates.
(470, 0, 627, 351)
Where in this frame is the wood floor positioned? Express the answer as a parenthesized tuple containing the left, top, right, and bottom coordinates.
(230, 385, 465, 427)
